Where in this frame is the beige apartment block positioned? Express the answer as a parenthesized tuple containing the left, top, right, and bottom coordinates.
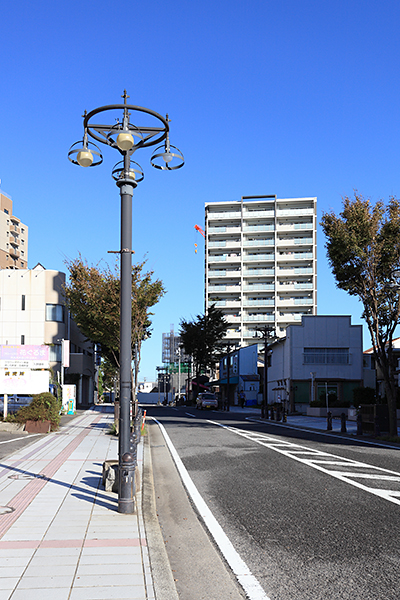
(205, 195, 317, 346)
(0, 190, 28, 269)
(0, 264, 95, 405)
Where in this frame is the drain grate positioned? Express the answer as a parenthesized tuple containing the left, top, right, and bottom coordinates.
(8, 473, 46, 480)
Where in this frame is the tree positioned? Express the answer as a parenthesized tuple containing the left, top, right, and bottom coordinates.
(63, 255, 165, 396)
(179, 304, 228, 380)
(321, 192, 400, 436)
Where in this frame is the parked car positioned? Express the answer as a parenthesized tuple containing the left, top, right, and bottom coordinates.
(196, 392, 218, 410)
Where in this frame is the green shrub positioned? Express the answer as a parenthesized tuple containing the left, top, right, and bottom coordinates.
(13, 392, 61, 431)
(353, 386, 376, 406)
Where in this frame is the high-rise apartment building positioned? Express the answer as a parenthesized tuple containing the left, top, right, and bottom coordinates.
(205, 195, 317, 346)
(0, 190, 28, 269)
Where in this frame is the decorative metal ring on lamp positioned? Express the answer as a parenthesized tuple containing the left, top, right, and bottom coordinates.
(106, 124, 144, 151)
(111, 160, 144, 182)
(150, 144, 184, 170)
(68, 140, 103, 167)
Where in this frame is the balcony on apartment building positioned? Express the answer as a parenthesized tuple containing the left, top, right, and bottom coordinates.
(9, 246, 20, 258)
(278, 264, 314, 275)
(243, 238, 274, 247)
(207, 253, 241, 264)
(276, 221, 313, 232)
(207, 211, 242, 220)
(276, 237, 313, 247)
(278, 281, 314, 292)
(243, 313, 275, 322)
(277, 295, 314, 306)
(208, 225, 242, 235)
(208, 299, 241, 308)
(243, 253, 275, 262)
(243, 267, 275, 277)
(208, 239, 241, 249)
(10, 224, 21, 235)
(243, 223, 274, 233)
(276, 207, 314, 217)
(208, 282, 242, 293)
(277, 251, 314, 260)
(243, 297, 275, 307)
(243, 282, 275, 291)
(242, 208, 275, 219)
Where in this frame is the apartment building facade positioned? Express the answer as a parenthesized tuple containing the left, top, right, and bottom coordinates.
(0, 264, 95, 406)
(205, 195, 317, 346)
(0, 190, 28, 269)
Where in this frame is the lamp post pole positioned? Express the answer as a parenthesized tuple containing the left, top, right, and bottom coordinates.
(69, 92, 184, 513)
(117, 158, 135, 468)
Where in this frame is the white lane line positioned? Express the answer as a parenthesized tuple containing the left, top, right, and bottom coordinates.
(0, 434, 41, 445)
(246, 416, 400, 449)
(185, 412, 196, 418)
(208, 419, 400, 506)
(151, 417, 271, 600)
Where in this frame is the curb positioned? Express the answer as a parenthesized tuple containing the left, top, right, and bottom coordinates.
(142, 428, 179, 600)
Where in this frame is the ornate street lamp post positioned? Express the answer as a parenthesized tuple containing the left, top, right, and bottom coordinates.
(69, 91, 184, 513)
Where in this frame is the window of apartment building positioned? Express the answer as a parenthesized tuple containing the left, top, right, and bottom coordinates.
(303, 348, 350, 365)
(4, 209, 9, 215)
(49, 345, 62, 362)
(21, 228, 25, 234)
(21, 295, 26, 310)
(45, 304, 65, 322)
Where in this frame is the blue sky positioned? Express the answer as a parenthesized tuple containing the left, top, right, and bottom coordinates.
(1, 0, 400, 379)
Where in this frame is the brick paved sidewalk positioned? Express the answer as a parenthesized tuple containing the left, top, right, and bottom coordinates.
(0, 407, 154, 600)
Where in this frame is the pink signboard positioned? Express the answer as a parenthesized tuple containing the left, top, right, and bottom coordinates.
(0, 345, 50, 361)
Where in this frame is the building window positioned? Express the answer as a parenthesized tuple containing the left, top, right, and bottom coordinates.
(46, 304, 65, 322)
(49, 344, 62, 362)
(4, 209, 9, 215)
(21, 295, 26, 311)
(303, 348, 350, 365)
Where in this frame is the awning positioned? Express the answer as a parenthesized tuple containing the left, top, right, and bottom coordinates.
(211, 376, 239, 385)
(240, 374, 260, 382)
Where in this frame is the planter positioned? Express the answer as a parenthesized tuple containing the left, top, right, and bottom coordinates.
(25, 420, 51, 434)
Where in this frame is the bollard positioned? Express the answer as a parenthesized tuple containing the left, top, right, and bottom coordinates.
(282, 408, 287, 423)
(276, 406, 281, 421)
(118, 452, 136, 514)
(327, 411, 332, 431)
(340, 412, 347, 433)
(270, 406, 275, 420)
(374, 415, 380, 438)
(356, 413, 363, 436)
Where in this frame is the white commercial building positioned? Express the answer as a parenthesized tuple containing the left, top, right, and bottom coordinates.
(267, 315, 364, 413)
(205, 195, 317, 346)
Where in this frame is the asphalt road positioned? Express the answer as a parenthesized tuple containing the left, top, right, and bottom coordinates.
(146, 404, 400, 600)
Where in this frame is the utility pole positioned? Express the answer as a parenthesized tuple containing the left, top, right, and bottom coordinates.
(254, 326, 276, 419)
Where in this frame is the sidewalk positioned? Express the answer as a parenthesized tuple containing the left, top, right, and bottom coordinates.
(227, 405, 359, 434)
(0, 406, 154, 600)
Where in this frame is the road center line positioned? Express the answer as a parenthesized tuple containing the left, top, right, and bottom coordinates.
(151, 417, 271, 600)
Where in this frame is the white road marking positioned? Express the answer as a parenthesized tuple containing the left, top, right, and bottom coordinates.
(209, 419, 400, 506)
(151, 417, 271, 600)
(246, 416, 400, 449)
(0, 434, 40, 444)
